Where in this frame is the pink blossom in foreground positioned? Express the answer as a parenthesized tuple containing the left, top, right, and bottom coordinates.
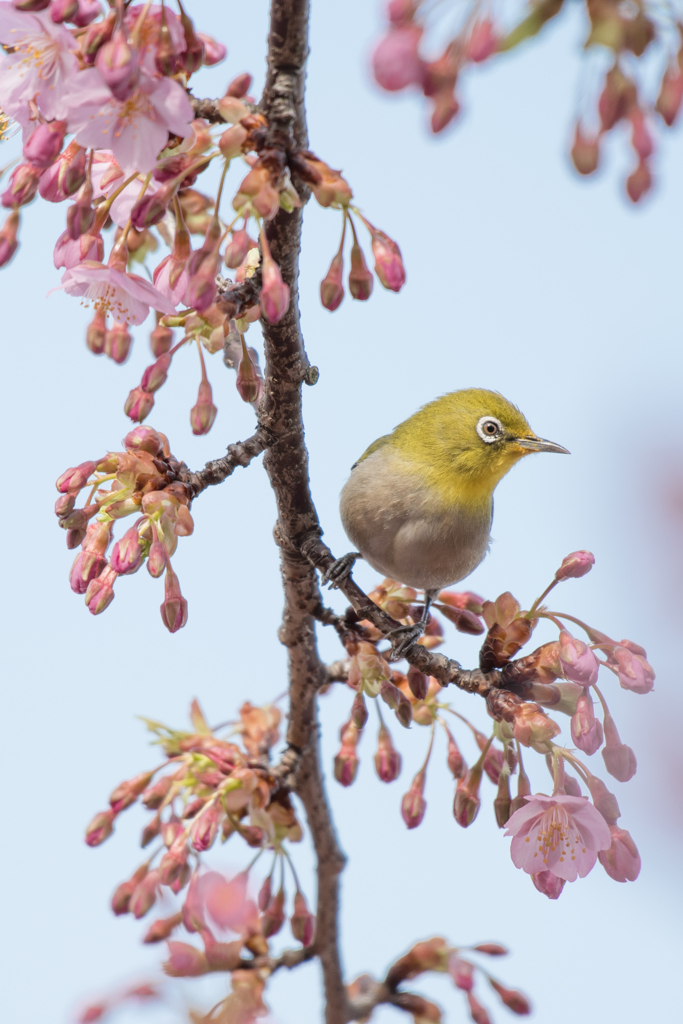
(53, 227, 103, 269)
(124, 4, 186, 77)
(63, 68, 193, 174)
(504, 793, 611, 881)
(61, 260, 176, 325)
(0, 4, 78, 129)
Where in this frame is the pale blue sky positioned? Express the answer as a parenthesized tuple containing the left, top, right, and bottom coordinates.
(1, 2, 681, 1022)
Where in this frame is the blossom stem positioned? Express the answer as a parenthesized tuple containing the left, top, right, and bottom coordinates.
(215, 158, 231, 216)
(196, 336, 208, 382)
(282, 844, 302, 891)
(526, 577, 559, 619)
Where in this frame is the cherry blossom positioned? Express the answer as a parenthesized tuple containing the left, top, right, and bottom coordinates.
(91, 152, 163, 229)
(61, 260, 176, 325)
(504, 793, 611, 882)
(0, 3, 78, 131)
(63, 68, 193, 175)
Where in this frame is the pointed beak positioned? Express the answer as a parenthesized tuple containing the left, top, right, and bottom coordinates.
(515, 436, 570, 455)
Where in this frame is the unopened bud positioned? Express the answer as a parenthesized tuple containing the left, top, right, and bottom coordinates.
(160, 562, 188, 633)
(57, 460, 96, 494)
(190, 379, 217, 435)
(0, 208, 20, 267)
(656, 68, 683, 126)
(448, 954, 474, 991)
(626, 160, 652, 204)
(320, 249, 344, 311)
(348, 238, 373, 300)
(472, 943, 508, 956)
(598, 825, 641, 882)
(407, 665, 428, 700)
(531, 869, 564, 900)
(290, 889, 316, 946)
(374, 721, 402, 782)
(488, 979, 531, 1015)
(453, 765, 482, 828)
(178, 0, 205, 75)
(334, 718, 360, 786)
(555, 550, 595, 580)
(260, 250, 290, 323)
(163, 941, 209, 977)
(261, 885, 285, 937)
(141, 353, 172, 394)
(445, 727, 465, 778)
(494, 771, 511, 828)
(154, 9, 180, 75)
(23, 120, 67, 169)
(236, 337, 263, 405)
(109, 770, 155, 812)
(366, 221, 405, 292)
(110, 526, 144, 575)
(611, 645, 654, 695)
(85, 808, 115, 846)
(130, 868, 159, 918)
(144, 911, 182, 943)
(226, 72, 253, 98)
(570, 127, 599, 176)
(558, 630, 599, 687)
(351, 691, 368, 730)
(467, 992, 492, 1024)
(85, 566, 116, 614)
(512, 703, 560, 752)
(125, 387, 155, 423)
(401, 767, 426, 828)
(601, 712, 636, 782)
(105, 321, 132, 364)
(96, 29, 140, 102)
(585, 774, 620, 825)
(1, 163, 40, 208)
(570, 691, 604, 755)
(50, 0, 78, 22)
(124, 424, 162, 455)
(150, 321, 173, 357)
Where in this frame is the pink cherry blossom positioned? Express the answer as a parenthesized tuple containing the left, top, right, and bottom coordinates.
(504, 793, 611, 882)
(53, 227, 103, 269)
(63, 68, 193, 174)
(0, 3, 78, 130)
(61, 260, 176, 325)
(153, 253, 189, 306)
(91, 152, 163, 228)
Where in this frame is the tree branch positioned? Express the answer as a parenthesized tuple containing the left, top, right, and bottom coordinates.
(257, 3, 349, 1022)
(181, 427, 274, 499)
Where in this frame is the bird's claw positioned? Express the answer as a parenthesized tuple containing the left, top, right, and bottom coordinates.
(386, 623, 424, 662)
(321, 552, 359, 589)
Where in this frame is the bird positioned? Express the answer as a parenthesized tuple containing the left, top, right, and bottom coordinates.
(324, 388, 569, 657)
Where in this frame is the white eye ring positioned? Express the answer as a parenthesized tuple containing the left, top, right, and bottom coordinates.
(476, 416, 503, 443)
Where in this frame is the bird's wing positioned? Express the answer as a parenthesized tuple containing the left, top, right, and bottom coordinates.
(351, 433, 393, 470)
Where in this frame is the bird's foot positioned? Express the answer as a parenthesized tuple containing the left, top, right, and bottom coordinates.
(386, 623, 424, 662)
(321, 551, 360, 589)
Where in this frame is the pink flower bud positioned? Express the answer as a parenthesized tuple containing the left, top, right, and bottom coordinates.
(290, 889, 316, 946)
(407, 665, 428, 700)
(155, 11, 180, 75)
(598, 825, 641, 882)
(374, 722, 402, 782)
(159, 845, 188, 886)
(258, 875, 272, 913)
(130, 868, 159, 918)
(494, 771, 512, 828)
(71, 0, 100, 28)
(178, 3, 205, 75)
(109, 769, 155, 812)
(132, 183, 174, 230)
(69, 549, 107, 594)
(141, 352, 172, 394)
(85, 566, 117, 614)
(372, 27, 424, 91)
(55, 492, 76, 518)
(190, 379, 217, 435)
(334, 718, 360, 786)
(558, 630, 599, 687)
(190, 803, 220, 851)
(85, 808, 115, 846)
(144, 912, 182, 943)
(186, 253, 220, 312)
(111, 863, 148, 914)
(13, 0, 50, 9)
(351, 691, 368, 730)
(467, 992, 492, 1024)
(58, 141, 87, 196)
(0, 208, 19, 267)
(512, 702, 560, 751)
(571, 691, 604, 755)
(656, 68, 683, 126)
(585, 774, 620, 826)
(163, 941, 209, 977)
(150, 322, 173, 357)
(86, 309, 106, 354)
(81, 11, 115, 63)
(23, 120, 67, 169)
(320, 249, 344, 310)
(466, 18, 498, 62)
(1, 163, 40, 208)
(367, 224, 405, 292)
(555, 550, 595, 580)
(448, 954, 474, 991)
(473, 943, 508, 956)
(262, 885, 286, 937)
(531, 869, 564, 899)
(445, 727, 465, 778)
(453, 766, 482, 828)
(401, 766, 426, 828)
(626, 160, 652, 204)
(50, 0, 79, 22)
(57, 460, 95, 493)
(105, 321, 132, 364)
(570, 126, 599, 175)
(224, 228, 253, 269)
(611, 646, 654, 694)
(197, 32, 226, 66)
(141, 774, 172, 809)
(160, 563, 188, 633)
(124, 387, 155, 423)
(630, 108, 653, 161)
(124, 425, 162, 455)
(226, 72, 252, 98)
(601, 712, 636, 782)
(348, 239, 373, 300)
(260, 251, 291, 323)
(218, 124, 248, 161)
(111, 526, 144, 575)
(236, 339, 264, 405)
(488, 980, 531, 1015)
(96, 29, 140, 102)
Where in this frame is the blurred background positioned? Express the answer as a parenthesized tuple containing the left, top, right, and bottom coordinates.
(1, 1, 681, 1021)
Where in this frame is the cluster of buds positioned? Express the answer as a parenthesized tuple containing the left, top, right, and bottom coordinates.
(55, 426, 194, 631)
(85, 699, 314, 986)
(327, 550, 648, 897)
(348, 935, 530, 1023)
(372, 0, 682, 199)
(0, 4, 403, 424)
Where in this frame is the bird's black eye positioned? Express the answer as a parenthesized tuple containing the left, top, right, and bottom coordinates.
(476, 416, 503, 443)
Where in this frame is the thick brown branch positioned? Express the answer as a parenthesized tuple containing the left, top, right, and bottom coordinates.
(257, 3, 348, 1022)
(182, 427, 273, 500)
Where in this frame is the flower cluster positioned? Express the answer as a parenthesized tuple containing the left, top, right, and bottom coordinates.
(55, 425, 194, 631)
(347, 935, 531, 1024)
(84, 698, 315, 1012)
(372, 0, 683, 201)
(328, 551, 647, 898)
(0, 1, 404, 433)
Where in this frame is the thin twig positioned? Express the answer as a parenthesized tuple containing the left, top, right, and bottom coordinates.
(181, 427, 274, 499)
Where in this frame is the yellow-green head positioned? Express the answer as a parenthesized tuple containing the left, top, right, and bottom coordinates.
(359, 388, 568, 510)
